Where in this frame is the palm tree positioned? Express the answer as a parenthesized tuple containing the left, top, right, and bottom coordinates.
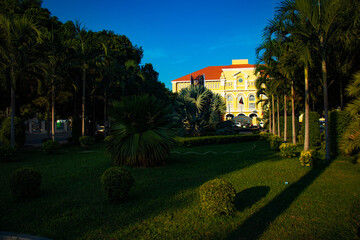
(279, 0, 351, 160)
(74, 21, 96, 137)
(107, 95, 175, 167)
(175, 85, 225, 137)
(0, 14, 42, 147)
(339, 71, 360, 162)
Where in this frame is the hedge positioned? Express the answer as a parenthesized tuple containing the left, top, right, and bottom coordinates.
(329, 110, 353, 156)
(175, 134, 260, 147)
(301, 111, 320, 147)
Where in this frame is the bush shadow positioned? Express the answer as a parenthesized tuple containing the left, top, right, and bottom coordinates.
(226, 167, 326, 240)
(235, 186, 270, 212)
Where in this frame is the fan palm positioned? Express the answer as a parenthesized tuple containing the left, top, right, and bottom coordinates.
(107, 95, 175, 167)
(175, 85, 225, 136)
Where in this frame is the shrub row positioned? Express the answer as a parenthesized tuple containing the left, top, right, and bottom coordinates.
(279, 143, 297, 158)
(175, 134, 260, 147)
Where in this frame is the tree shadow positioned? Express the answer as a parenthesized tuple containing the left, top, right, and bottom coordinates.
(226, 167, 326, 240)
(235, 186, 270, 212)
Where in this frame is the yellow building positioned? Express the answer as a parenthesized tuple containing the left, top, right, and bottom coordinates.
(171, 59, 264, 126)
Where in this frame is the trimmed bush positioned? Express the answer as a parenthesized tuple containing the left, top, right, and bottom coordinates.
(41, 140, 60, 154)
(299, 149, 323, 167)
(270, 135, 283, 151)
(79, 136, 95, 149)
(0, 145, 16, 162)
(101, 167, 134, 202)
(175, 134, 259, 147)
(259, 132, 272, 141)
(199, 179, 236, 216)
(329, 110, 353, 156)
(0, 117, 26, 149)
(10, 168, 41, 199)
(279, 143, 297, 158)
(301, 111, 320, 147)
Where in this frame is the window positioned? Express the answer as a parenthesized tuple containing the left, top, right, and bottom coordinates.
(227, 95, 233, 101)
(249, 103, 256, 111)
(249, 95, 255, 101)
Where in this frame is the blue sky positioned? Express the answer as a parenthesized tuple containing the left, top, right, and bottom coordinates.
(42, 0, 281, 89)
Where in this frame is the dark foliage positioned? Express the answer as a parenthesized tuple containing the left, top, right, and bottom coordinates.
(101, 167, 134, 202)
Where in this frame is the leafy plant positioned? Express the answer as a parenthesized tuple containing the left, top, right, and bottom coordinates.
(259, 132, 272, 141)
(41, 140, 60, 154)
(299, 149, 323, 167)
(10, 168, 41, 199)
(270, 135, 283, 151)
(0, 117, 26, 149)
(199, 178, 236, 216)
(279, 143, 297, 158)
(339, 72, 360, 163)
(79, 136, 95, 149)
(0, 145, 16, 162)
(107, 95, 175, 167)
(101, 167, 134, 202)
(175, 85, 225, 137)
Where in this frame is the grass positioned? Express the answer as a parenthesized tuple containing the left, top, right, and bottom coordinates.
(0, 141, 360, 240)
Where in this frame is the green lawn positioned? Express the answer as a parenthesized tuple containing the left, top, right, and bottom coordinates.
(1, 141, 360, 240)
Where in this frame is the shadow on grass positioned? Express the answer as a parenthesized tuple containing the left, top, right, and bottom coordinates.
(235, 186, 270, 212)
(226, 166, 326, 240)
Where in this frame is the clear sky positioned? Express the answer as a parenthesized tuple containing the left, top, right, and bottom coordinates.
(42, 0, 281, 90)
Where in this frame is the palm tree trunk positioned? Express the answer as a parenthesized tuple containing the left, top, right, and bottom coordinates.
(284, 94, 287, 142)
(339, 75, 344, 110)
(52, 84, 55, 141)
(304, 66, 310, 151)
(82, 64, 86, 136)
(291, 79, 296, 144)
(272, 95, 276, 135)
(10, 85, 15, 147)
(321, 43, 331, 161)
(277, 95, 280, 137)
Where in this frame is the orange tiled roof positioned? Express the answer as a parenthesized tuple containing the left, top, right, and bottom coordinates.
(172, 64, 256, 82)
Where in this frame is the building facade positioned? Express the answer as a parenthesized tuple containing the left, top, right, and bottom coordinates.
(171, 59, 264, 125)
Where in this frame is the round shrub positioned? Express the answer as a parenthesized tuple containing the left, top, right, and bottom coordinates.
(199, 178, 236, 216)
(79, 136, 95, 149)
(270, 135, 283, 151)
(279, 143, 297, 158)
(10, 168, 41, 199)
(41, 140, 60, 154)
(0, 145, 16, 162)
(299, 149, 323, 167)
(0, 117, 26, 149)
(101, 167, 134, 202)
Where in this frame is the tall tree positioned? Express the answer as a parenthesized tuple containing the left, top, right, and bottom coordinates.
(279, 0, 351, 160)
(0, 14, 42, 147)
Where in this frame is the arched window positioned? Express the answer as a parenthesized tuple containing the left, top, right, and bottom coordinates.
(226, 95, 234, 111)
(248, 94, 256, 111)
